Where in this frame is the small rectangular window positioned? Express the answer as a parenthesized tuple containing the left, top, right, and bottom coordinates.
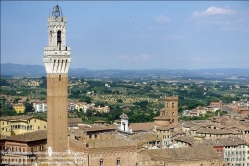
(100, 160, 103, 166)
(117, 159, 120, 166)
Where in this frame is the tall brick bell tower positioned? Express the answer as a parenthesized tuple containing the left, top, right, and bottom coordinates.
(154, 96, 178, 126)
(44, 5, 71, 153)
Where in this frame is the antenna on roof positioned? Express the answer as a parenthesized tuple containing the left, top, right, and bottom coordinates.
(49, 9, 50, 17)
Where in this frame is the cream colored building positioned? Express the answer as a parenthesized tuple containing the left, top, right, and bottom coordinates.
(0, 115, 47, 136)
(75, 102, 92, 113)
(12, 103, 25, 113)
(92, 106, 110, 113)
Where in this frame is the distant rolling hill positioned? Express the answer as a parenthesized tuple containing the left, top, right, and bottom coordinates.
(1, 63, 46, 76)
(1, 63, 249, 79)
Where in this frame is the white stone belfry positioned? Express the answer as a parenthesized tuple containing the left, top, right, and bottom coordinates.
(118, 113, 132, 133)
(44, 5, 71, 74)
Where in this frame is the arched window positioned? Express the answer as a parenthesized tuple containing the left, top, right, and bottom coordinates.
(100, 159, 103, 166)
(122, 122, 126, 131)
(49, 31, 52, 44)
(172, 103, 175, 108)
(116, 158, 120, 166)
(172, 112, 175, 116)
(57, 31, 61, 48)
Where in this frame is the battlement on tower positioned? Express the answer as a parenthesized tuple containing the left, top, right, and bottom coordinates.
(48, 16, 67, 22)
(165, 96, 178, 101)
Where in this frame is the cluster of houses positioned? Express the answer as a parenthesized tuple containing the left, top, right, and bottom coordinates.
(182, 102, 223, 117)
(1, 95, 111, 114)
(2, 111, 249, 165)
(1, 96, 249, 165)
(0, 96, 225, 165)
(183, 101, 249, 117)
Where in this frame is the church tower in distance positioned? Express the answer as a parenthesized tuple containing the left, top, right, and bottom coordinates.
(44, 5, 71, 152)
(154, 96, 178, 126)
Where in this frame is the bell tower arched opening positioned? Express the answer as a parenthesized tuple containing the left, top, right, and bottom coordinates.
(57, 31, 61, 49)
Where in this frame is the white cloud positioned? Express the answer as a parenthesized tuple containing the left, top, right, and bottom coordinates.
(187, 6, 249, 30)
(194, 57, 210, 62)
(191, 6, 235, 18)
(194, 57, 221, 62)
(139, 54, 150, 61)
(133, 54, 150, 61)
(154, 15, 170, 23)
(117, 55, 129, 60)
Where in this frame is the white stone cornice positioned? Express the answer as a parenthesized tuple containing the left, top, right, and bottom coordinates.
(44, 56, 71, 74)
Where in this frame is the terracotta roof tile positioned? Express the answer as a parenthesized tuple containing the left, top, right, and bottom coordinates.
(78, 124, 117, 132)
(182, 121, 195, 128)
(6, 130, 46, 142)
(193, 139, 222, 147)
(139, 146, 219, 161)
(0, 115, 33, 121)
(196, 128, 232, 135)
(68, 118, 82, 123)
(174, 136, 196, 145)
(190, 124, 202, 131)
(129, 122, 156, 132)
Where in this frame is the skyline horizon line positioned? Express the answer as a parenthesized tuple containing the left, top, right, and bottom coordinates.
(2, 62, 249, 71)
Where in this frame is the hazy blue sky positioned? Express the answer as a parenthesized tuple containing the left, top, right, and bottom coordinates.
(1, 1, 249, 70)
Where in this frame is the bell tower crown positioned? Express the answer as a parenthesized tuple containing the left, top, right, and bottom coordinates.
(52, 5, 63, 18)
(44, 5, 71, 74)
(47, 5, 67, 47)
